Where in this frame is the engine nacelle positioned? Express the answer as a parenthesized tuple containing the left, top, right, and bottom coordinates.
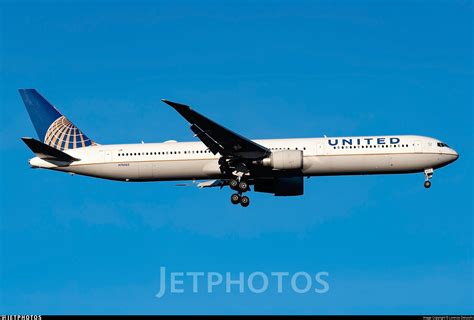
(261, 150, 303, 170)
(254, 176, 304, 196)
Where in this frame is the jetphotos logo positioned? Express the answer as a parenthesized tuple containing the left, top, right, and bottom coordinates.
(156, 266, 330, 298)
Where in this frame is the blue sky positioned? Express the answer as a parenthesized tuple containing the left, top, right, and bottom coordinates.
(0, 0, 472, 315)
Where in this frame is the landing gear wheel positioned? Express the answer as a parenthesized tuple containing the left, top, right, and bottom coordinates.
(229, 179, 239, 190)
(240, 196, 250, 207)
(423, 168, 433, 189)
(238, 180, 249, 192)
(231, 193, 241, 205)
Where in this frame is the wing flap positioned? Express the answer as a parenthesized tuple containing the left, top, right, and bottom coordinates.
(190, 124, 223, 155)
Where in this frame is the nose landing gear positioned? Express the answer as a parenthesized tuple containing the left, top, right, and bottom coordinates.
(424, 168, 433, 189)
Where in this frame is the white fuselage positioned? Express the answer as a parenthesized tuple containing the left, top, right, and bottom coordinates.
(29, 135, 459, 182)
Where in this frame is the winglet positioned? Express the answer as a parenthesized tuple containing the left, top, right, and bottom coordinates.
(161, 99, 191, 111)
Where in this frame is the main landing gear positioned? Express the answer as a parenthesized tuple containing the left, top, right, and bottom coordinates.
(230, 193, 250, 207)
(229, 178, 250, 207)
(424, 168, 433, 189)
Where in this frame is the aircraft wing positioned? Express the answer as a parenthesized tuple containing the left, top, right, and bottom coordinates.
(162, 99, 270, 160)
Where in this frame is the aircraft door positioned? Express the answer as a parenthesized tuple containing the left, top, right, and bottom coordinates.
(414, 140, 422, 152)
(105, 150, 113, 162)
(316, 143, 326, 156)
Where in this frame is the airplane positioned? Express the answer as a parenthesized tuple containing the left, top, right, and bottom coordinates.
(20, 89, 459, 207)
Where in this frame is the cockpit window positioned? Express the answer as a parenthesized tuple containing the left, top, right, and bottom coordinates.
(437, 142, 449, 148)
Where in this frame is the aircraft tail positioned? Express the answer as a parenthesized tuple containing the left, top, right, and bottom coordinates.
(19, 89, 96, 150)
(21, 137, 80, 162)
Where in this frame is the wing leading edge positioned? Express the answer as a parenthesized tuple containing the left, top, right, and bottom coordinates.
(162, 99, 270, 160)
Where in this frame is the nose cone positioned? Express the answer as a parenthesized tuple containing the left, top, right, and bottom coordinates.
(444, 148, 459, 165)
(450, 148, 459, 161)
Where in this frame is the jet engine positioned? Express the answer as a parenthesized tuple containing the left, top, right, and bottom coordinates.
(260, 150, 303, 170)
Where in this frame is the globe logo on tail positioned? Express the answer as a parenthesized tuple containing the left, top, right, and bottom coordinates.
(44, 116, 96, 150)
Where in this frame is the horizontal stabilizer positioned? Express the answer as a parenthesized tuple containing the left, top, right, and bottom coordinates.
(197, 179, 226, 188)
(21, 137, 80, 162)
